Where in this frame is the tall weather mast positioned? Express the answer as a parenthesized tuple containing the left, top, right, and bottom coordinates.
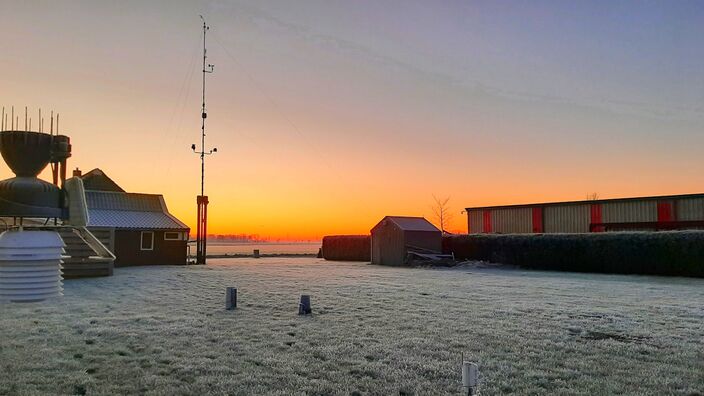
(192, 15, 217, 265)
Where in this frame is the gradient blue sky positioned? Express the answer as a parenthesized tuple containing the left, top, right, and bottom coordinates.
(2, 1, 703, 237)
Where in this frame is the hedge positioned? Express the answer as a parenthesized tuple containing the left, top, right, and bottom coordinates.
(322, 235, 370, 261)
(442, 232, 704, 277)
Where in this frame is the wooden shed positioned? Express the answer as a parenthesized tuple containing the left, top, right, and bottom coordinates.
(370, 216, 442, 266)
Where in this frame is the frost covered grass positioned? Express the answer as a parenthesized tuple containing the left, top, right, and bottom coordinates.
(1, 258, 703, 395)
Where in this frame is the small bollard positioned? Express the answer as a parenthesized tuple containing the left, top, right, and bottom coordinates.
(298, 295, 312, 315)
(462, 361, 479, 395)
(226, 287, 237, 310)
(253, 249, 260, 258)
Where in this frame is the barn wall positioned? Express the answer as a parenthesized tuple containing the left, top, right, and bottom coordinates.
(602, 200, 657, 223)
(114, 230, 188, 267)
(468, 210, 483, 234)
(492, 207, 532, 233)
(544, 204, 590, 233)
(467, 195, 704, 234)
(677, 197, 704, 221)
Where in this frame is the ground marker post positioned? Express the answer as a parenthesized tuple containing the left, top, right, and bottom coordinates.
(298, 295, 312, 315)
(226, 287, 237, 310)
(462, 360, 479, 395)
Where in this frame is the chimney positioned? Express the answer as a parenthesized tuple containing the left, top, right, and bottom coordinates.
(72, 168, 82, 177)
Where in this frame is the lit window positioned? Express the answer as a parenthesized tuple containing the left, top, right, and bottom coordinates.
(141, 231, 154, 251)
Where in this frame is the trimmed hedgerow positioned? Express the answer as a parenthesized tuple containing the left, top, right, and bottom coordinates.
(322, 235, 370, 261)
(443, 231, 704, 277)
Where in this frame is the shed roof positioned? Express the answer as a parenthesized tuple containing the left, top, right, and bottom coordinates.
(85, 191, 188, 230)
(371, 216, 440, 233)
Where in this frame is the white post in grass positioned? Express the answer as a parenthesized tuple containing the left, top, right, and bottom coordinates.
(462, 361, 478, 396)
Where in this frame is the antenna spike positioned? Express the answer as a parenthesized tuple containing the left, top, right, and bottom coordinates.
(50, 110, 54, 135)
(1, 106, 4, 130)
(56, 113, 59, 134)
(11, 106, 14, 130)
(25, 106, 27, 130)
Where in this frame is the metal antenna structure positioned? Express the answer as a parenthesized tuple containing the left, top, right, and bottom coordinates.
(192, 15, 217, 265)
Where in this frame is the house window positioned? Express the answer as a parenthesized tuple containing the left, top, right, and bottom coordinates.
(164, 232, 181, 241)
(140, 231, 154, 251)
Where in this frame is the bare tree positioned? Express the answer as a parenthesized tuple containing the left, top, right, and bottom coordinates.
(431, 195, 453, 233)
(586, 192, 600, 201)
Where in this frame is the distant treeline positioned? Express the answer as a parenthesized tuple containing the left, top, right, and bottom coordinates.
(444, 232, 704, 277)
(201, 234, 266, 242)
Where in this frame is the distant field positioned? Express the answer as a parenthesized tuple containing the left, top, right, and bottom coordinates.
(202, 242, 321, 256)
(1, 258, 703, 395)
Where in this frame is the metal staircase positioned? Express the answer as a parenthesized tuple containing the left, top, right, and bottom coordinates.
(57, 228, 114, 278)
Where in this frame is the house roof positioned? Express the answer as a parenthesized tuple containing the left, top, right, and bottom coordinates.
(85, 191, 188, 230)
(371, 216, 440, 233)
(81, 168, 125, 192)
(86, 191, 163, 212)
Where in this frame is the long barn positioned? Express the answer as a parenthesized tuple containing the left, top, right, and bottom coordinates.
(465, 193, 704, 234)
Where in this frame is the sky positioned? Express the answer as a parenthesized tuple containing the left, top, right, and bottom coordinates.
(2, 0, 704, 239)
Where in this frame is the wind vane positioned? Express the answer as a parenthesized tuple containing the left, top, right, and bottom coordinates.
(192, 15, 217, 265)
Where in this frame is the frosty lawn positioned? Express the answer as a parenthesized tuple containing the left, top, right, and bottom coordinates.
(1, 258, 703, 395)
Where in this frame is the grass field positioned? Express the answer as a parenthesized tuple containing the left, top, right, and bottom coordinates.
(1, 258, 703, 395)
